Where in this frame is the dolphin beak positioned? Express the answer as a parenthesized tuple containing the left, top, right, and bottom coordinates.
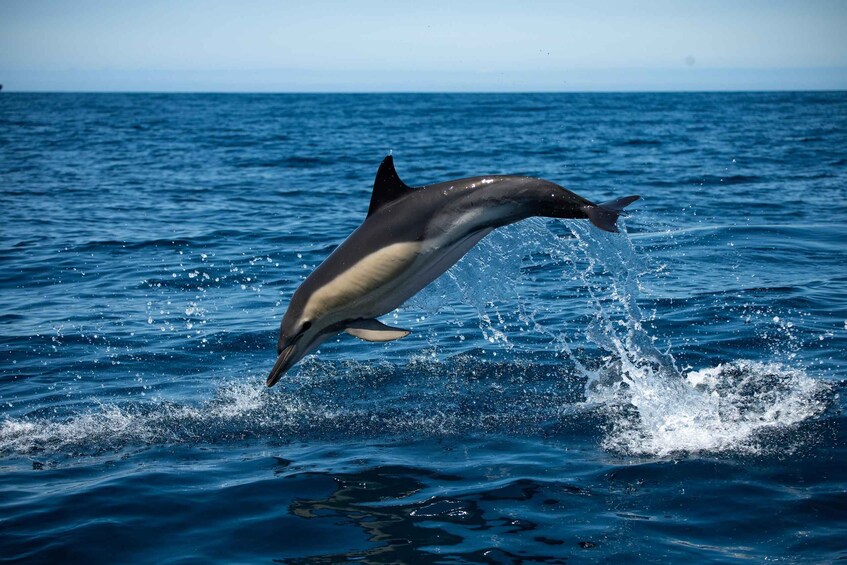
(267, 343, 297, 387)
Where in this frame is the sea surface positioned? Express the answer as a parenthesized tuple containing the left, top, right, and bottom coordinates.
(1, 92, 845, 563)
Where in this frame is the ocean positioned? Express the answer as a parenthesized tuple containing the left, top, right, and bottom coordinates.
(1, 92, 845, 563)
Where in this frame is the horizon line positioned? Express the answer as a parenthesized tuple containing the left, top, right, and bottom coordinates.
(2, 88, 847, 94)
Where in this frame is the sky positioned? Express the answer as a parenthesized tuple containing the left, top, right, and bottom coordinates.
(1, 0, 846, 92)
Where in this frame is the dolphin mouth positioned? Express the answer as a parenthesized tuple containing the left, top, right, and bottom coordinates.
(266, 344, 297, 387)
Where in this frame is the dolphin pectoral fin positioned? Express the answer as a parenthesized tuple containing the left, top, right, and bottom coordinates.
(345, 319, 411, 342)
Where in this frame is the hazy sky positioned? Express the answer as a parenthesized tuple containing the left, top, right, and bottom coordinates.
(2, 0, 846, 91)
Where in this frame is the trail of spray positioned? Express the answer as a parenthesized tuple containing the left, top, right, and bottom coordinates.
(433, 218, 831, 456)
(545, 220, 828, 456)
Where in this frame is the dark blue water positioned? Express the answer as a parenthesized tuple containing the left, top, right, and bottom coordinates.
(1, 92, 845, 563)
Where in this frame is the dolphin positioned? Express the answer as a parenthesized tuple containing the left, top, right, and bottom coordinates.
(267, 156, 638, 386)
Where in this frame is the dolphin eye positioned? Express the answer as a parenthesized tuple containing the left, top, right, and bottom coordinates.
(301, 321, 312, 333)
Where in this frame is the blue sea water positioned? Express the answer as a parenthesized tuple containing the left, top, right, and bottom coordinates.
(1, 92, 845, 563)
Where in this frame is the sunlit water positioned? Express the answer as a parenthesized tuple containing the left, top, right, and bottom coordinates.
(1, 92, 845, 562)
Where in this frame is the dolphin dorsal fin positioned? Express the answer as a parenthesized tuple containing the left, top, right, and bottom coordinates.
(367, 155, 411, 217)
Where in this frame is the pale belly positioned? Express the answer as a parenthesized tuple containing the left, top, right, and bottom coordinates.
(303, 227, 493, 325)
(358, 227, 493, 317)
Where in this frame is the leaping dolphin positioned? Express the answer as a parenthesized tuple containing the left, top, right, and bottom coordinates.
(267, 156, 638, 386)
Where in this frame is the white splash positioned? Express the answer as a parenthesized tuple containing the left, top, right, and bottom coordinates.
(588, 359, 828, 456)
(564, 220, 830, 456)
(0, 381, 272, 456)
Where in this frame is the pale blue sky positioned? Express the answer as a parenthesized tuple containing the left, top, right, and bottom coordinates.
(1, 0, 846, 91)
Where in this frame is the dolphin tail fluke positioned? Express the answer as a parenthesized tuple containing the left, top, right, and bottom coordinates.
(582, 195, 640, 233)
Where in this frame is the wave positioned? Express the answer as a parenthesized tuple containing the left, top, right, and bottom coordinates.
(0, 358, 586, 456)
(0, 357, 832, 459)
(1, 219, 835, 460)
(618, 139, 662, 146)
